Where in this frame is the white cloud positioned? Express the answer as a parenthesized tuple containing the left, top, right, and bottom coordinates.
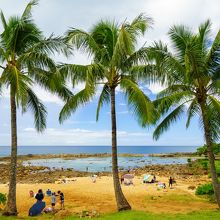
(65, 120, 96, 125)
(147, 83, 166, 94)
(106, 111, 128, 115)
(18, 127, 151, 146)
(23, 128, 35, 132)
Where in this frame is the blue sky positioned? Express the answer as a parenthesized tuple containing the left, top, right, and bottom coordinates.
(0, 0, 220, 146)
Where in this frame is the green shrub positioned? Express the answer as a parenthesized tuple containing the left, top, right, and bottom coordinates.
(196, 143, 220, 156)
(195, 183, 214, 195)
(199, 160, 208, 170)
(0, 193, 6, 205)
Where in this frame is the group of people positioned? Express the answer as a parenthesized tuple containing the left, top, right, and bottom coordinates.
(158, 176, 175, 189)
(28, 188, 65, 216)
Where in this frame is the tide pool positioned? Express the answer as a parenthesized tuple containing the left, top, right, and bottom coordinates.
(23, 156, 190, 172)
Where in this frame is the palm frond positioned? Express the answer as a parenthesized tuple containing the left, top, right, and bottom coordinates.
(96, 84, 110, 121)
(153, 104, 185, 140)
(124, 46, 149, 68)
(155, 90, 193, 115)
(168, 25, 192, 61)
(206, 30, 220, 80)
(129, 64, 156, 82)
(126, 13, 153, 36)
(21, 0, 38, 19)
(186, 99, 200, 128)
(0, 10, 7, 29)
(25, 88, 47, 132)
(24, 35, 72, 57)
(198, 19, 211, 52)
(120, 76, 157, 126)
(59, 84, 96, 123)
(8, 66, 33, 104)
(66, 28, 99, 56)
(59, 63, 104, 86)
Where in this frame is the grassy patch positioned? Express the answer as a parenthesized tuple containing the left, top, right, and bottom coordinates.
(66, 210, 220, 220)
(1, 210, 220, 220)
(145, 193, 206, 204)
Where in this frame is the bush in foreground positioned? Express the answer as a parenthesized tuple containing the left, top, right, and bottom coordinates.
(195, 183, 214, 195)
(0, 193, 6, 206)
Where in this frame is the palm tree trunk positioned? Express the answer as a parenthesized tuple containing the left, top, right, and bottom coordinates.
(3, 88, 18, 216)
(200, 101, 220, 208)
(110, 87, 131, 211)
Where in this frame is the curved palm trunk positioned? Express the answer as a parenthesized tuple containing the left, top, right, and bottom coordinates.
(3, 88, 18, 216)
(200, 102, 220, 208)
(110, 87, 131, 211)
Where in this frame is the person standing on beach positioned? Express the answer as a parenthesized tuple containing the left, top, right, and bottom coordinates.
(60, 192, 65, 210)
(51, 192, 56, 211)
(169, 177, 173, 188)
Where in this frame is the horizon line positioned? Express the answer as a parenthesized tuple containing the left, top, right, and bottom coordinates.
(0, 145, 199, 147)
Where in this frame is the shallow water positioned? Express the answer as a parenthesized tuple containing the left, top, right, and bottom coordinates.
(23, 156, 190, 172)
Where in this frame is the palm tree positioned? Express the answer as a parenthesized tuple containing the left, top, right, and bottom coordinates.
(150, 20, 220, 207)
(59, 14, 157, 211)
(0, 0, 71, 215)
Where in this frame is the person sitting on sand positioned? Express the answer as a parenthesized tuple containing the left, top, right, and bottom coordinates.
(29, 190, 34, 198)
(35, 189, 44, 201)
(91, 174, 97, 183)
(163, 183, 166, 189)
(43, 206, 53, 213)
(46, 188, 52, 196)
(157, 182, 166, 189)
(29, 190, 45, 217)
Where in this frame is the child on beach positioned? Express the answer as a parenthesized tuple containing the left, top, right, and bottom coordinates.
(60, 192, 65, 210)
(57, 191, 65, 210)
(51, 192, 56, 211)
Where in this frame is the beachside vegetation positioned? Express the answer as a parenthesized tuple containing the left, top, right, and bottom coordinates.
(58, 13, 157, 211)
(196, 183, 214, 196)
(148, 20, 220, 208)
(197, 144, 220, 156)
(66, 210, 220, 220)
(0, 0, 71, 215)
(0, 193, 6, 206)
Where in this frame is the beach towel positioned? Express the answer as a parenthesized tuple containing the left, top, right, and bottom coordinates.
(28, 201, 46, 216)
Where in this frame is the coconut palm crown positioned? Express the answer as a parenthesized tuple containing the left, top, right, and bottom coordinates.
(59, 14, 157, 211)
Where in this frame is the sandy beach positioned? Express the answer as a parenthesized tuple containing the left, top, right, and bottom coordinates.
(0, 175, 217, 218)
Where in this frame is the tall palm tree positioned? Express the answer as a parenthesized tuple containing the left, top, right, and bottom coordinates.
(0, 0, 71, 215)
(59, 14, 157, 211)
(150, 20, 220, 207)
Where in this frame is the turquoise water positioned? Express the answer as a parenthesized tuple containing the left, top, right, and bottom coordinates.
(23, 156, 190, 172)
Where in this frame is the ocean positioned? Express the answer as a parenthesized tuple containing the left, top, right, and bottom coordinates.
(0, 145, 197, 157)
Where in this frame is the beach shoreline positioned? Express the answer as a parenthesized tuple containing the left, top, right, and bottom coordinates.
(0, 152, 207, 184)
